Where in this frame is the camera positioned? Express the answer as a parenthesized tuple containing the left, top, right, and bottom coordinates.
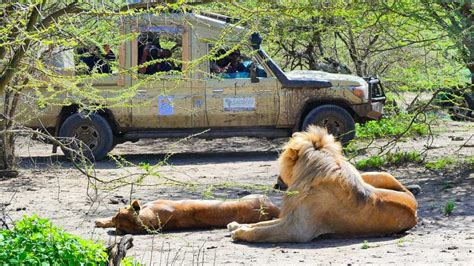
(148, 45, 161, 59)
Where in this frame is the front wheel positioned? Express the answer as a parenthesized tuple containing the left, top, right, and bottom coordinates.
(302, 104, 356, 145)
(58, 113, 114, 161)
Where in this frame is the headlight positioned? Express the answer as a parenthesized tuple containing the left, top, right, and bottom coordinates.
(350, 82, 368, 100)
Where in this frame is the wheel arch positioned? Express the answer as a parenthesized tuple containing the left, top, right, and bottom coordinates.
(56, 105, 120, 136)
(295, 99, 358, 131)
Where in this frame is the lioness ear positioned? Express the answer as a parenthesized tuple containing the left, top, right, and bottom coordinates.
(130, 200, 141, 212)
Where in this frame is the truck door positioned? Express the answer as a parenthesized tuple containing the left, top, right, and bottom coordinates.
(204, 48, 278, 127)
(130, 26, 192, 129)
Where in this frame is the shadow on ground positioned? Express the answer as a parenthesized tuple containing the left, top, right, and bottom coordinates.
(18, 151, 279, 169)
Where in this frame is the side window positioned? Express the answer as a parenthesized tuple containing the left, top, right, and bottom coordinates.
(75, 44, 117, 75)
(208, 45, 267, 79)
(137, 27, 182, 75)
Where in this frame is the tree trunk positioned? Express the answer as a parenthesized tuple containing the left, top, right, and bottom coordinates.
(0, 96, 17, 178)
(0, 125, 17, 178)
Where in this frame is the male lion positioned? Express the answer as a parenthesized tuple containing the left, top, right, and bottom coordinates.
(228, 126, 418, 243)
(96, 195, 279, 234)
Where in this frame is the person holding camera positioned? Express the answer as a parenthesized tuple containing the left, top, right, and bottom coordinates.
(139, 42, 176, 75)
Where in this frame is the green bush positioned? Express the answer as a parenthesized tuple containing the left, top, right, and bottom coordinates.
(425, 157, 456, 170)
(0, 215, 107, 265)
(355, 151, 423, 170)
(356, 113, 429, 139)
(425, 156, 474, 170)
(444, 200, 455, 216)
(355, 155, 385, 169)
(385, 151, 423, 165)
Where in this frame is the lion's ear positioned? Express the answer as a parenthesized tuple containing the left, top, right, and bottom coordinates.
(292, 132, 303, 138)
(130, 200, 141, 212)
(286, 148, 299, 162)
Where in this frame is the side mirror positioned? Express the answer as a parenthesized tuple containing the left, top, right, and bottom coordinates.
(250, 32, 263, 50)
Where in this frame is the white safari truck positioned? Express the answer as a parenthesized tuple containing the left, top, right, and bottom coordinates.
(18, 10, 385, 160)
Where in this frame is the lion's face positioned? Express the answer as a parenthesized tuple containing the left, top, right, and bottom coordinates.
(277, 126, 343, 188)
(96, 200, 144, 233)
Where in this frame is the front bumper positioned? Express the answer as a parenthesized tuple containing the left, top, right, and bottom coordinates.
(352, 102, 383, 120)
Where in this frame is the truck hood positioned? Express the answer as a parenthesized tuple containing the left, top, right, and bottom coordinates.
(285, 70, 367, 87)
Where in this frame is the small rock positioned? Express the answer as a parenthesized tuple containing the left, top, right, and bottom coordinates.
(447, 246, 458, 250)
(206, 246, 217, 250)
(26, 187, 37, 191)
(237, 190, 251, 196)
(280, 250, 288, 253)
(109, 198, 119, 204)
(16, 207, 26, 211)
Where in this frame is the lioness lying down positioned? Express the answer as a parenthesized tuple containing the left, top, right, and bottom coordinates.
(228, 126, 418, 243)
(95, 195, 279, 234)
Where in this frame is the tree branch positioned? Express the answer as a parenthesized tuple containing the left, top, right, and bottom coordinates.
(0, 4, 40, 94)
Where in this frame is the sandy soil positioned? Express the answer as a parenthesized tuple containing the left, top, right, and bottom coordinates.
(1, 119, 473, 265)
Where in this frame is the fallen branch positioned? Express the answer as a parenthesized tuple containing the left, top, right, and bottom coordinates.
(107, 234, 134, 266)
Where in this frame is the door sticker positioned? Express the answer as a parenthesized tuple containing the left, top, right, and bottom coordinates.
(223, 97, 256, 111)
(158, 95, 174, 116)
(193, 96, 204, 108)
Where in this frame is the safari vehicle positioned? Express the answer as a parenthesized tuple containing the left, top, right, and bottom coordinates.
(22, 10, 386, 160)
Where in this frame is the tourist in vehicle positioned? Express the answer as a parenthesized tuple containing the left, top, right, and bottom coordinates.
(138, 42, 161, 74)
(210, 49, 249, 78)
(226, 50, 248, 74)
(157, 49, 174, 72)
(77, 44, 115, 74)
(210, 49, 231, 74)
(139, 44, 175, 74)
(99, 44, 116, 73)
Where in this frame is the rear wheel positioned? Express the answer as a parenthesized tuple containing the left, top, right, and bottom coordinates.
(59, 113, 114, 161)
(302, 104, 356, 145)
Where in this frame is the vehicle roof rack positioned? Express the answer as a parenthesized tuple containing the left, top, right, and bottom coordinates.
(198, 11, 240, 23)
(123, 1, 240, 24)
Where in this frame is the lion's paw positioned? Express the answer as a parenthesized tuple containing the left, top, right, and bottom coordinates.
(231, 227, 252, 242)
(230, 228, 243, 241)
(227, 221, 241, 232)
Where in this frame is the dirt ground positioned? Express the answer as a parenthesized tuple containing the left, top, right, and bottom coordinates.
(1, 119, 473, 265)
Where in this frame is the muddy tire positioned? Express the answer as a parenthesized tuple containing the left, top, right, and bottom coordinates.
(59, 113, 114, 161)
(302, 104, 355, 145)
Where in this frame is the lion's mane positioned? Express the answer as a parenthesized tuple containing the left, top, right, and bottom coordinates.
(279, 126, 373, 212)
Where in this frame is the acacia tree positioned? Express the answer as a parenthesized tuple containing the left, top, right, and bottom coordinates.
(416, 1, 472, 84)
(0, 1, 125, 177)
(0, 0, 222, 178)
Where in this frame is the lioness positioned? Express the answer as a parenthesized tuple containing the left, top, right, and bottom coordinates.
(228, 126, 418, 243)
(96, 195, 279, 234)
